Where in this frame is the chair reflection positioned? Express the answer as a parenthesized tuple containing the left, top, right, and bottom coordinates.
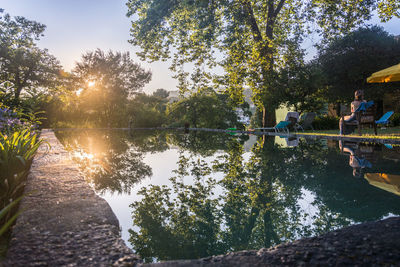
(339, 141, 374, 178)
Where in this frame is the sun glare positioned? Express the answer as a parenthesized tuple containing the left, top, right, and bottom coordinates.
(76, 88, 83, 96)
(73, 151, 94, 160)
(88, 81, 95, 87)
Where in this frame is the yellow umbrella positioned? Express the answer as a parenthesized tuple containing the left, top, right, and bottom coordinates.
(364, 173, 400, 196)
(367, 63, 400, 83)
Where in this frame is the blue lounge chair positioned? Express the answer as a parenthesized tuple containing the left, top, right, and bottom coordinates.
(384, 144, 393, 149)
(356, 100, 374, 112)
(375, 111, 394, 127)
(255, 121, 291, 133)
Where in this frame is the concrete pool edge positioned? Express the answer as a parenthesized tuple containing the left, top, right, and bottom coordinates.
(4, 129, 140, 266)
(129, 127, 400, 145)
(51, 127, 400, 144)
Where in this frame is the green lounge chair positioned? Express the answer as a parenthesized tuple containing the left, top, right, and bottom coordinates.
(255, 121, 291, 133)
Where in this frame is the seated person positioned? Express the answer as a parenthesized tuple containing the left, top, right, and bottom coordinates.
(339, 90, 367, 135)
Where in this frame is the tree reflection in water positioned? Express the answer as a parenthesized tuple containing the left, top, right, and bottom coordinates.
(55, 130, 400, 262)
(128, 133, 400, 263)
(56, 130, 156, 194)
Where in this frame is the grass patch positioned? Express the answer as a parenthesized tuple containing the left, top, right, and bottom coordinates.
(297, 126, 400, 140)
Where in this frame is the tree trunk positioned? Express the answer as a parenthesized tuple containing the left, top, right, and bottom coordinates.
(263, 210, 279, 248)
(262, 105, 276, 128)
(13, 86, 23, 105)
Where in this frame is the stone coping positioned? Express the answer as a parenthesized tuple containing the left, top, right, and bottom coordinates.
(4, 130, 139, 266)
(52, 127, 400, 145)
(129, 127, 400, 145)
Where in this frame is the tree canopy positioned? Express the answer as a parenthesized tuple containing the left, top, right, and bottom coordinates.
(72, 49, 152, 126)
(0, 10, 62, 105)
(318, 26, 400, 103)
(166, 89, 243, 129)
(126, 0, 400, 126)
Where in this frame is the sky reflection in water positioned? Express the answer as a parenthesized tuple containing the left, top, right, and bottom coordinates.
(55, 130, 400, 263)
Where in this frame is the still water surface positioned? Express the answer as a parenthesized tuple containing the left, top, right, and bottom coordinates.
(55, 130, 400, 262)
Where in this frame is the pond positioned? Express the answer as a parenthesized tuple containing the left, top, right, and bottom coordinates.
(55, 129, 400, 263)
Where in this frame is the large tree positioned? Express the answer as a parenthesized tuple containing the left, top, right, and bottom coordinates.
(126, 0, 399, 127)
(318, 26, 400, 104)
(72, 49, 152, 126)
(166, 89, 243, 129)
(0, 10, 61, 104)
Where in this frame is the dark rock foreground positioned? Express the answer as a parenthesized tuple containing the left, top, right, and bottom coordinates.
(145, 217, 400, 267)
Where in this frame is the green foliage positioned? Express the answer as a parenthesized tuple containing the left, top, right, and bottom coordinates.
(390, 112, 400, 126)
(71, 49, 152, 127)
(0, 128, 43, 255)
(0, 195, 23, 258)
(0, 196, 23, 237)
(152, 88, 170, 99)
(0, 10, 62, 103)
(128, 93, 168, 128)
(318, 26, 400, 103)
(0, 129, 44, 202)
(277, 53, 326, 113)
(166, 90, 241, 129)
(46, 49, 153, 128)
(126, 0, 399, 126)
(312, 115, 340, 130)
(377, 0, 400, 22)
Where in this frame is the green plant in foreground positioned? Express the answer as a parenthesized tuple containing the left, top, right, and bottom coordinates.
(0, 195, 23, 259)
(0, 128, 44, 258)
(0, 196, 23, 237)
(0, 129, 45, 208)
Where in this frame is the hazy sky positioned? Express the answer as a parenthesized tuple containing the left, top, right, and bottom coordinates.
(1, 0, 400, 93)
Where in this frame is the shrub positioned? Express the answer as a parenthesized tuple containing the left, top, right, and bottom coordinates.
(390, 112, 400, 126)
(312, 115, 340, 130)
(0, 104, 43, 134)
(0, 107, 22, 133)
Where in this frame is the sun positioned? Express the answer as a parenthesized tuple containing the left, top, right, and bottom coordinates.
(76, 88, 83, 96)
(88, 81, 95, 87)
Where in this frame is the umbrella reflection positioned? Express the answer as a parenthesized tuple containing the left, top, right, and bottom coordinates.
(364, 173, 400, 197)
